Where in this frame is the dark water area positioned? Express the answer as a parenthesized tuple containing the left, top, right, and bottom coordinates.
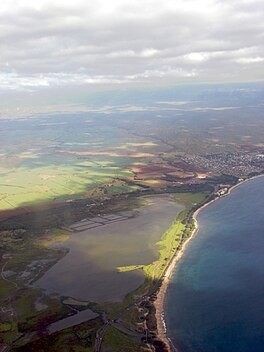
(166, 176, 264, 352)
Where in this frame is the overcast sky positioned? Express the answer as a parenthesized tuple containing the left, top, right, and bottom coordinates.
(1, 0, 264, 90)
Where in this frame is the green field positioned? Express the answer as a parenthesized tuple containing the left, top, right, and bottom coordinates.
(0, 162, 135, 210)
(0, 114, 164, 211)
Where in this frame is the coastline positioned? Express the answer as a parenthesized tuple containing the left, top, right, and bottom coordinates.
(153, 174, 264, 352)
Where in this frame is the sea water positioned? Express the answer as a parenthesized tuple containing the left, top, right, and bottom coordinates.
(165, 176, 264, 352)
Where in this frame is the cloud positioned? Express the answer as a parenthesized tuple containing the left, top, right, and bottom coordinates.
(0, 0, 264, 90)
(236, 57, 264, 64)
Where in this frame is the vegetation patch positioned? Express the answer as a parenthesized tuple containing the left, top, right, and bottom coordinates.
(117, 265, 144, 273)
(102, 326, 145, 352)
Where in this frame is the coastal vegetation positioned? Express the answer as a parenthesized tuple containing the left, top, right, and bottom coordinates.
(102, 325, 145, 351)
(118, 191, 211, 304)
(119, 191, 210, 282)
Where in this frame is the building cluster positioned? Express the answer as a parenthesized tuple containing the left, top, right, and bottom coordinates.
(182, 152, 264, 177)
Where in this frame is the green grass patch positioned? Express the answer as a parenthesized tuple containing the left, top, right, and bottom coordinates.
(172, 191, 210, 205)
(13, 289, 40, 317)
(11, 317, 102, 352)
(0, 162, 135, 211)
(0, 322, 12, 332)
(102, 326, 144, 351)
(117, 265, 144, 273)
(0, 278, 16, 299)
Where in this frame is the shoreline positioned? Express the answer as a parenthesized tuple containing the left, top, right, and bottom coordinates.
(154, 174, 264, 352)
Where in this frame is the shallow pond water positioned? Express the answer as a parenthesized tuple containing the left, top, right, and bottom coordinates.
(35, 195, 183, 302)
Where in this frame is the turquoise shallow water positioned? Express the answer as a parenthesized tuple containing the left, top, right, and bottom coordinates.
(165, 176, 264, 352)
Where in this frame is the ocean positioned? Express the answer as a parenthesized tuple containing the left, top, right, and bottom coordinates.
(165, 176, 264, 352)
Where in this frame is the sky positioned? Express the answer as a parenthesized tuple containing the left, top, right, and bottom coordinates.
(1, 0, 264, 91)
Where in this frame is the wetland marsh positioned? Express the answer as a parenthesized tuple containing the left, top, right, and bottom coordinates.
(34, 195, 183, 302)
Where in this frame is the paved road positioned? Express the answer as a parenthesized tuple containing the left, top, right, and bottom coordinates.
(93, 287, 158, 352)
(94, 323, 110, 352)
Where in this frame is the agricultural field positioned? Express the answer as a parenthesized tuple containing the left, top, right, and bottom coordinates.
(0, 161, 133, 210)
(2, 90, 264, 213)
(0, 113, 167, 212)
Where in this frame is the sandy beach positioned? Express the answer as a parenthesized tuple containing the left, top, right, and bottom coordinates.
(153, 174, 264, 351)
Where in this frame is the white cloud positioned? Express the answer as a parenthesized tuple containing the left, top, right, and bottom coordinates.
(141, 49, 159, 58)
(185, 53, 208, 62)
(0, 0, 264, 89)
(108, 48, 159, 58)
(236, 57, 264, 64)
